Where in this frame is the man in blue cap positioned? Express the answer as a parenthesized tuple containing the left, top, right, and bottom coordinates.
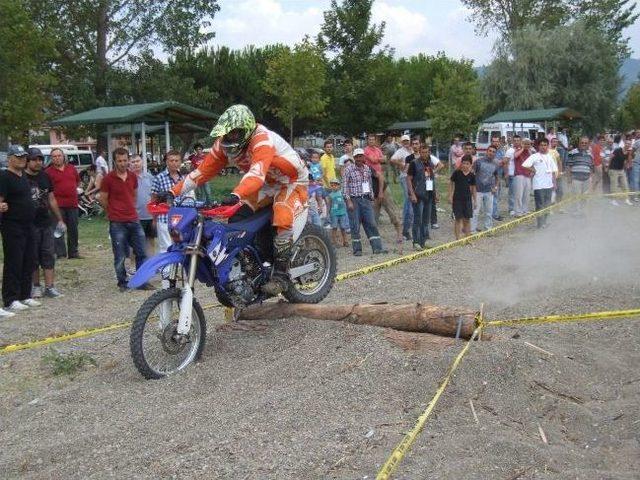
(0, 145, 42, 315)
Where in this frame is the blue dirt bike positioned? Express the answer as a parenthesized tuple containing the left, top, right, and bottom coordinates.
(128, 197, 336, 379)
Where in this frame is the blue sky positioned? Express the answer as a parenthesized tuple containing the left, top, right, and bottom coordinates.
(208, 0, 639, 66)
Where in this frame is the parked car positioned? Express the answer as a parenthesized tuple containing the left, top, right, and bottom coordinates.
(0, 151, 7, 170)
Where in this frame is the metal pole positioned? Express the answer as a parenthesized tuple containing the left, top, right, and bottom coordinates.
(164, 120, 170, 153)
(130, 124, 136, 154)
(107, 124, 114, 170)
(141, 122, 147, 172)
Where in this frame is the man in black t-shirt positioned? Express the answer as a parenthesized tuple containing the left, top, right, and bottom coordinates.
(26, 148, 66, 298)
(608, 138, 632, 205)
(0, 145, 41, 313)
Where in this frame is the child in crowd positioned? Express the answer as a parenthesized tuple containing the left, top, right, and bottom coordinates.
(325, 178, 350, 246)
(449, 155, 476, 239)
(308, 151, 323, 185)
(307, 174, 324, 227)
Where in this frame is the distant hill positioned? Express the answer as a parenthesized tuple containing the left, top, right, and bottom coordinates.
(620, 57, 640, 97)
(475, 58, 640, 98)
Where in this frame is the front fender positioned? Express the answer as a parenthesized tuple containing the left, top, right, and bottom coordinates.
(127, 251, 185, 289)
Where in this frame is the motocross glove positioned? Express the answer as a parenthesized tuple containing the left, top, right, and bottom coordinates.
(221, 193, 240, 206)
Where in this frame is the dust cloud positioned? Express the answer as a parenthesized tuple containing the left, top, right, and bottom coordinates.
(472, 200, 640, 307)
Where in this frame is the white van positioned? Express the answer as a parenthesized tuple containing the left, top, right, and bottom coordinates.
(475, 122, 544, 157)
(29, 144, 94, 181)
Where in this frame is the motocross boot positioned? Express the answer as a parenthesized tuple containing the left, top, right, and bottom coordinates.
(261, 238, 292, 296)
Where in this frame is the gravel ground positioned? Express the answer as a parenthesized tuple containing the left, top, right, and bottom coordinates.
(1, 199, 639, 479)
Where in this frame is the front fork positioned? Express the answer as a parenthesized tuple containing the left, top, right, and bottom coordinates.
(176, 218, 204, 335)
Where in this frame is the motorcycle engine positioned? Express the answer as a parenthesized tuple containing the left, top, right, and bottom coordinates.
(223, 251, 263, 306)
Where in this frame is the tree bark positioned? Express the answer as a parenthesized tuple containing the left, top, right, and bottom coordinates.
(237, 302, 478, 339)
(95, 1, 109, 153)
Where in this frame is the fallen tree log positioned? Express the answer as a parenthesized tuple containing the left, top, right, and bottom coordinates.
(237, 302, 478, 339)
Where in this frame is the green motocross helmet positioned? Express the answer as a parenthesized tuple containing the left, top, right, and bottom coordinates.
(211, 104, 257, 160)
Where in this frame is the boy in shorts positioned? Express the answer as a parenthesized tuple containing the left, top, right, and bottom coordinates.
(449, 155, 476, 239)
(326, 178, 350, 246)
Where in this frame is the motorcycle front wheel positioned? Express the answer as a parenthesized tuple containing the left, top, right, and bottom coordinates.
(283, 223, 336, 304)
(130, 288, 206, 379)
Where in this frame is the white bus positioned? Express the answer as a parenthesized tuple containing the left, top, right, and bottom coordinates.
(475, 122, 544, 157)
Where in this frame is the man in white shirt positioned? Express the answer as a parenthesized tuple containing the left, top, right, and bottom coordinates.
(95, 149, 109, 176)
(390, 135, 416, 240)
(503, 135, 521, 216)
(338, 139, 354, 175)
(522, 138, 558, 228)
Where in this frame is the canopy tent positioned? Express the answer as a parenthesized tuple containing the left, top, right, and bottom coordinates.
(50, 101, 218, 171)
(387, 120, 432, 131)
(483, 107, 581, 124)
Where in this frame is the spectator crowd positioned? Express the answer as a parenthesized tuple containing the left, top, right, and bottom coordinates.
(1, 129, 639, 317)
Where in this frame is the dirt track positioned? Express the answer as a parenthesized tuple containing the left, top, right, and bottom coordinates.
(1, 199, 639, 479)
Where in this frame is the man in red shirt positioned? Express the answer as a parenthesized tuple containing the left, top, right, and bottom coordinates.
(188, 143, 212, 203)
(100, 147, 151, 291)
(364, 134, 384, 175)
(46, 148, 81, 258)
(590, 135, 604, 193)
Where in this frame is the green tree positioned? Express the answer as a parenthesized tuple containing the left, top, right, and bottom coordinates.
(460, 0, 565, 37)
(462, 0, 637, 59)
(317, 0, 402, 134)
(617, 82, 640, 129)
(426, 65, 484, 142)
(482, 22, 620, 133)
(396, 53, 477, 121)
(26, 0, 220, 114)
(263, 40, 327, 144)
(0, 0, 54, 141)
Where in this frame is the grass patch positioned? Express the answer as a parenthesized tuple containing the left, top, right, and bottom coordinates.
(41, 348, 97, 376)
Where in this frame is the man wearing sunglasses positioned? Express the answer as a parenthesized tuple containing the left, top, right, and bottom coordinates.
(171, 104, 309, 295)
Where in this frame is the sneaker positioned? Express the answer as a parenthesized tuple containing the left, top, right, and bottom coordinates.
(493, 216, 503, 221)
(22, 298, 42, 307)
(353, 251, 363, 257)
(8, 300, 29, 311)
(413, 243, 421, 251)
(625, 199, 633, 206)
(0, 308, 15, 318)
(31, 285, 43, 298)
(68, 254, 84, 259)
(431, 223, 439, 229)
(372, 249, 389, 254)
(44, 287, 64, 298)
(611, 200, 619, 206)
(509, 210, 516, 217)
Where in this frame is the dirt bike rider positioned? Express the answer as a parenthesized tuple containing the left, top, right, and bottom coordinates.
(170, 104, 309, 296)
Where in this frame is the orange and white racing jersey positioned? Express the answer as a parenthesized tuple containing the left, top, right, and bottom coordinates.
(172, 124, 308, 199)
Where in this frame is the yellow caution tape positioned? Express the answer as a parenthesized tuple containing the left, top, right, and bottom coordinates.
(0, 303, 220, 356)
(376, 325, 483, 480)
(0, 321, 132, 355)
(483, 308, 640, 328)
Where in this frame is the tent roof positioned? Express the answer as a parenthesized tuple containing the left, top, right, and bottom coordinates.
(50, 101, 217, 126)
(106, 122, 209, 136)
(387, 120, 432, 131)
(483, 107, 582, 123)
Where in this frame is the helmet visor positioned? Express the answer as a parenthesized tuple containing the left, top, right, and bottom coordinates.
(221, 128, 248, 159)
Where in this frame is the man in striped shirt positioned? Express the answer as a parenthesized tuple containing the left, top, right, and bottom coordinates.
(566, 136, 594, 213)
(342, 149, 388, 256)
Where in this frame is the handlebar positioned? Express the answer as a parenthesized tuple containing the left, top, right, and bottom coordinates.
(146, 201, 242, 219)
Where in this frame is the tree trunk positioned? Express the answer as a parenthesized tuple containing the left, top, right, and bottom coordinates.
(95, 1, 109, 153)
(237, 302, 478, 339)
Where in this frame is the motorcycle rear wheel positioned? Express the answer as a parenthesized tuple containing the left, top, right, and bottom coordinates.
(130, 288, 206, 379)
(282, 223, 336, 304)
